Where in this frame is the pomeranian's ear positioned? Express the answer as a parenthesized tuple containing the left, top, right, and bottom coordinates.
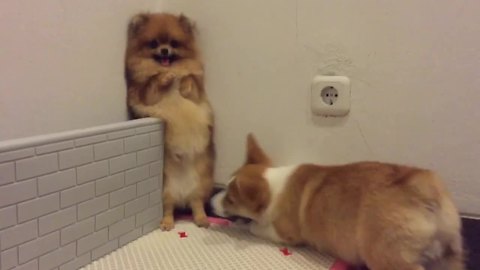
(128, 13, 149, 38)
(178, 14, 196, 35)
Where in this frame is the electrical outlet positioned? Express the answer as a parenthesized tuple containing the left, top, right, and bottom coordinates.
(311, 76, 350, 117)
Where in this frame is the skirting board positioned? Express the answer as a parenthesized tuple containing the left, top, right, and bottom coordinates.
(0, 118, 164, 270)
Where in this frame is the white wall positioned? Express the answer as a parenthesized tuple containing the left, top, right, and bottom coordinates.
(164, 0, 480, 215)
(0, 0, 160, 140)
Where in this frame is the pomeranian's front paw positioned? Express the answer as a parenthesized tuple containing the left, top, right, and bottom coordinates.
(194, 215, 210, 228)
(160, 217, 175, 231)
(160, 72, 176, 87)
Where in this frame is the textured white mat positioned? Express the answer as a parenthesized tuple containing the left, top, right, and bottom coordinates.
(81, 219, 344, 270)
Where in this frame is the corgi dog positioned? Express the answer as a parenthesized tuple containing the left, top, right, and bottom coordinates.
(211, 134, 464, 270)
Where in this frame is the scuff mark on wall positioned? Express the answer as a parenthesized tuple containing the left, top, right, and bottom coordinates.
(354, 119, 374, 157)
(295, 0, 299, 42)
(302, 43, 373, 87)
(302, 43, 355, 75)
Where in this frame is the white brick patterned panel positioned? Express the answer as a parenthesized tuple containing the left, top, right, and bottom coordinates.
(59, 252, 91, 270)
(1, 220, 38, 250)
(135, 124, 161, 134)
(15, 259, 38, 270)
(109, 185, 136, 207)
(39, 242, 76, 270)
(61, 217, 95, 246)
(92, 239, 118, 260)
(0, 246, 15, 270)
(39, 206, 76, 236)
(77, 195, 109, 220)
(59, 146, 93, 170)
(137, 146, 161, 165)
(149, 131, 162, 146)
(109, 153, 136, 174)
(94, 140, 123, 161)
(19, 231, 60, 263)
(149, 160, 163, 176)
(18, 193, 60, 222)
(118, 228, 142, 246)
(124, 195, 149, 217)
(108, 216, 135, 240)
(149, 190, 162, 206)
(0, 179, 37, 208)
(0, 118, 163, 269)
(16, 153, 58, 180)
(95, 205, 124, 230)
(136, 205, 161, 227)
(0, 206, 16, 230)
(0, 162, 15, 185)
(107, 129, 135, 140)
(75, 134, 106, 147)
(91, 239, 118, 261)
(0, 148, 34, 163)
(36, 140, 74, 155)
(76, 228, 108, 256)
(38, 169, 76, 196)
(76, 160, 109, 184)
(125, 165, 149, 185)
(124, 133, 150, 153)
(1, 246, 17, 270)
(61, 183, 95, 208)
(137, 176, 160, 196)
(142, 217, 162, 234)
(95, 173, 125, 196)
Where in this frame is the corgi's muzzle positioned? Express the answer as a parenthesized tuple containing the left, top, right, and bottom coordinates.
(210, 190, 252, 223)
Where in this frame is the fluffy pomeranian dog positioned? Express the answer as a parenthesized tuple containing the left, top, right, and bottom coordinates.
(125, 12, 215, 231)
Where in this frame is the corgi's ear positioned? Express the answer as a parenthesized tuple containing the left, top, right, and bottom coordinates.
(245, 133, 271, 166)
(128, 13, 149, 38)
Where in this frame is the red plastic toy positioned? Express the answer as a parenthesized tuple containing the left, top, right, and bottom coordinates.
(279, 247, 292, 256)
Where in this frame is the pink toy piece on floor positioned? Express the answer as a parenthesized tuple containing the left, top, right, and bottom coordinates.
(279, 247, 292, 256)
(178, 231, 188, 238)
(177, 215, 232, 226)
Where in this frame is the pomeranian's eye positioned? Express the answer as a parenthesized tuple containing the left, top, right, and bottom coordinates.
(148, 40, 159, 49)
(170, 39, 180, 48)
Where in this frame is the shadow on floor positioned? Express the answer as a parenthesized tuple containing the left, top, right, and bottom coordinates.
(463, 218, 480, 270)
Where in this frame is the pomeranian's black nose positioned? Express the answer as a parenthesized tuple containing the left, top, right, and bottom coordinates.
(160, 48, 169, 55)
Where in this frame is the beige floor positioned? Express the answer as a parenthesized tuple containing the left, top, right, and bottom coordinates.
(81, 220, 339, 270)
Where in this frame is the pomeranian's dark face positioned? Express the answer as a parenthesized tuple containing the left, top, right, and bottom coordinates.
(127, 13, 197, 66)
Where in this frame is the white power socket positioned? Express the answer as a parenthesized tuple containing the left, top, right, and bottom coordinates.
(311, 76, 351, 117)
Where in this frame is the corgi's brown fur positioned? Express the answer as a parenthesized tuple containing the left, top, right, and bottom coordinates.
(125, 13, 214, 230)
(212, 134, 464, 270)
